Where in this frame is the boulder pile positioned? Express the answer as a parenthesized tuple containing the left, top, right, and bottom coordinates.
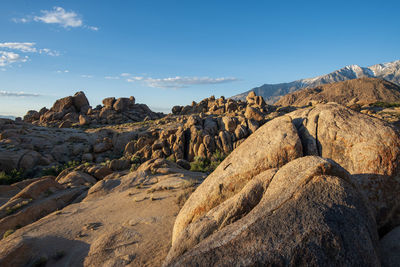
(126, 92, 296, 163)
(23, 92, 164, 127)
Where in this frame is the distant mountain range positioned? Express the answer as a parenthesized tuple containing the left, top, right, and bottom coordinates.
(276, 77, 400, 107)
(0, 115, 16, 120)
(231, 60, 400, 103)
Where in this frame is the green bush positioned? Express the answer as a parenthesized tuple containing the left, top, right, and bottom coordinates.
(6, 199, 32, 215)
(130, 155, 141, 164)
(42, 160, 81, 177)
(190, 157, 211, 173)
(370, 102, 400, 108)
(190, 150, 228, 173)
(211, 149, 226, 162)
(0, 169, 24, 185)
(129, 155, 142, 172)
(2, 229, 15, 239)
(130, 163, 140, 172)
(166, 154, 176, 162)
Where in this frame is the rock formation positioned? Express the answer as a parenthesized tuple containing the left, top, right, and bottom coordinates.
(23, 92, 164, 127)
(2, 87, 400, 266)
(165, 103, 400, 266)
(165, 157, 380, 266)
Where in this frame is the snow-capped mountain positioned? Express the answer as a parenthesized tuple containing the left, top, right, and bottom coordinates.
(231, 60, 400, 103)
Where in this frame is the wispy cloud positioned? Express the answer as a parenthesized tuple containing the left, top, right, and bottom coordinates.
(14, 7, 98, 31)
(0, 42, 36, 52)
(56, 70, 69, 73)
(0, 51, 28, 67)
(86, 26, 99, 31)
(124, 74, 238, 89)
(0, 91, 40, 97)
(81, 74, 93, 78)
(0, 42, 59, 56)
(105, 76, 120, 80)
(12, 17, 29, 23)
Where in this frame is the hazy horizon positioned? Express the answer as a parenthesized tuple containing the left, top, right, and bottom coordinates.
(1, 0, 399, 117)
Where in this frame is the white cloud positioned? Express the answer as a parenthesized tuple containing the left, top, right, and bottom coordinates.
(86, 26, 99, 31)
(120, 73, 131, 77)
(0, 51, 28, 67)
(0, 42, 59, 57)
(34, 7, 82, 28)
(81, 74, 93, 78)
(105, 76, 120, 80)
(14, 7, 98, 31)
(39, 48, 60, 57)
(126, 77, 144, 82)
(0, 91, 40, 97)
(56, 70, 69, 73)
(124, 75, 238, 89)
(0, 42, 36, 52)
(12, 17, 29, 23)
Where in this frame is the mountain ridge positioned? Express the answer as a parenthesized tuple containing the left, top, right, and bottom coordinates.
(275, 77, 400, 107)
(231, 60, 400, 103)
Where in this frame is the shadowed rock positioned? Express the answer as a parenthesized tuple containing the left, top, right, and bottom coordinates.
(164, 157, 380, 266)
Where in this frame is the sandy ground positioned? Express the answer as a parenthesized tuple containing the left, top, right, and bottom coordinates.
(0, 171, 203, 267)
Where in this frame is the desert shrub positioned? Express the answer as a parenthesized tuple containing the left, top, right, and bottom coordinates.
(2, 229, 15, 239)
(166, 154, 176, 162)
(42, 160, 81, 177)
(0, 169, 24, 185)
(130, 163, 140, 172)
(6, 199, 32, 215)
(100, 159, 111, 166)
(370, 102, 400, 108)
(130, 155, 141, 164)
(189, 150, 228, 173)
(190, 156, 211, 173)
(41, 166, 61, 176)
(129, 156, 142, 172)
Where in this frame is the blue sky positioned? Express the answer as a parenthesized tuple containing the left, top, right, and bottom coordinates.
(0, 0, 399, 117)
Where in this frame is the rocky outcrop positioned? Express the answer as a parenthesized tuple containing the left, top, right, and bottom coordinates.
(0, 163, 206, 267)
(170, 115, 303, 242)
(164, 157, 380, 266)
(124, 92, 293, 165)
(289, 103, 400, 231)
(165, 103, 400, 266)
(0, 177, 85, 237)
(56, 171, 97, 187)
(171, 93, 273, 117)
(23, 92, 164, 127)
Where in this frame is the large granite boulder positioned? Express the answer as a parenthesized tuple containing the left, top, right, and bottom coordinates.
(166, 103, 400, 266)
(164, 157, 380, 266)
(289, 103, 400, 231)
(171, 115, 303, 244)
(51, 96, 74, 113)
(72, 91, 90, 113)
